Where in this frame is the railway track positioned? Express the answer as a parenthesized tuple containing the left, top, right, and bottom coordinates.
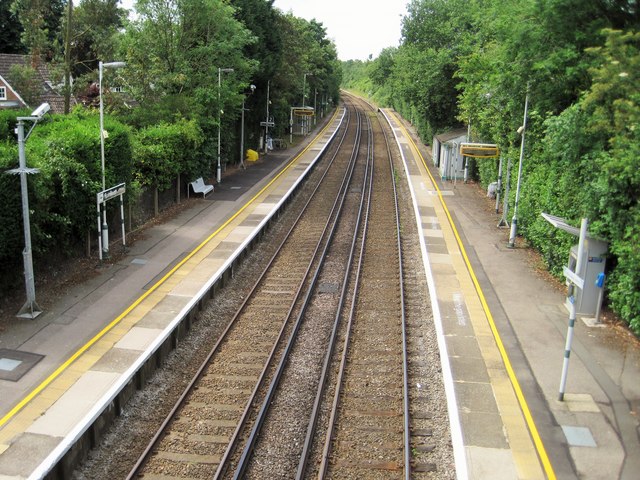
(122, 95, 452, 480)
(127, 100, 364, 479)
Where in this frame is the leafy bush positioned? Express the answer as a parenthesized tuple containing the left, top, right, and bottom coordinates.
(0, 141, 23, 290)
(133, 119, 205, 190)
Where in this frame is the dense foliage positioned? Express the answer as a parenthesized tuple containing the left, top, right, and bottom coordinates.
(342, 0, 640, 334)
(0, 0, 341, 302)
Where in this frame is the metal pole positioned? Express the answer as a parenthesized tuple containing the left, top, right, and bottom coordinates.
(496, 156, 503, 213)
(508, 88, 529, 247)
(15, 119, 42, 319)
(217, 67, 222, 184)
(290, 107, 293, 144)
(217, 67, 234, 183)
(558, 297, 576, 401)
(264, 80, 270, 154)
(498, 156, 512, 227)
(120, 193, 126, 248)
(314, 88, 317, 126)
(558, 218, 588, 401)
(464, 119, 471, 182)
(99, 62, 110, 258)
(99, 63, 105, 192)
(240, 98, 245, 169)
(97, 197, 103, 261)
(302, 73, 306, 107)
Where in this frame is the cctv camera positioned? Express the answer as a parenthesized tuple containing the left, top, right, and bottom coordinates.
(517, 125, 525, 134)
(31, 103, 50, 118)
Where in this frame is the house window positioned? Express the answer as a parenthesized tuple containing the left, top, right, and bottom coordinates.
(0, 86, 6, 100)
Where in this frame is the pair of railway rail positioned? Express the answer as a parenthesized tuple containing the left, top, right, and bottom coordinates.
(123, 96, 441, 479)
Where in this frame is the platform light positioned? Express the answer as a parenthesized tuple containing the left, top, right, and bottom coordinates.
(508, 86, 530, 248)
(8, 103, 51, 318)
(218, 67, 234, 183)
(99, 60, 126, 260)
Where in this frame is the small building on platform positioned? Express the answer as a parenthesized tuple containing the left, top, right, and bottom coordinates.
(432, 128, 467, 181)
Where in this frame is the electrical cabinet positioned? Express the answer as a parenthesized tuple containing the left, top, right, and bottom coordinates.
(565, 237, 608, 316)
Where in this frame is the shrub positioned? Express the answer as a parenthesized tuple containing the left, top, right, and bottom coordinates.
(133, 119, 205, 190)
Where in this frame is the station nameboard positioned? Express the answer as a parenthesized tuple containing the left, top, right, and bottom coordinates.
(292, 107, 315, 117)
(460, 143, 500, 158)
(97, 182, 126, 203)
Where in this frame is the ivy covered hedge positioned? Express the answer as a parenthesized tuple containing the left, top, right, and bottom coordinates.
(0, 107, 210, 295)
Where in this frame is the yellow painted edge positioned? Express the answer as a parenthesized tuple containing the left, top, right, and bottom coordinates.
(388, 111, 556, 480)
(0, 108, 342, 430)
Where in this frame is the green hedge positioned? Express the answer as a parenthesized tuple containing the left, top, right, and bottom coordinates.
(0, 109, 211, 299)
(0, 141, 23, 291)
(133, 118, 205, 190)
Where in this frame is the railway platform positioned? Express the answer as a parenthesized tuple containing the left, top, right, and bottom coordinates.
(0, 102, 638, 479)
(382, 109, 640, 480)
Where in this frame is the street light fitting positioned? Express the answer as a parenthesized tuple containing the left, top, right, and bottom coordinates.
(30, 102, 50, 118)
(102, 61, 126, 69)
(517, 125, 525, 135)
(220, 67, 234, 73)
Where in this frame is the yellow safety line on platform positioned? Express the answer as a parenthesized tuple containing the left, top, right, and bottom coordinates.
(389, 111, 556, 480)
(0, 109, 341, 430)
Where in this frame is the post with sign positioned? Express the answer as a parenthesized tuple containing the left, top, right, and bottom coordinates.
(558, 218, 588, 401)
(97, 183, 126, 262)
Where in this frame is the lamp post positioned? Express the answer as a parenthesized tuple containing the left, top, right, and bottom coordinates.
(302, 73, 310, 107)
(218, 67, 234, 183)
(240, 84, 256, 169)
(508, 86, 529, 248)
(314, 88, 317, 126)
(302, 73, 311, 134)
(7, 103, 50, 318)
(264, 80, 271, 154)
(99, 60, 126, 259)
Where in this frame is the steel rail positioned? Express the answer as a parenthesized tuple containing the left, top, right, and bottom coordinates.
(231, 106, 365, 480)
(316, 94, 410, 479)
(295, 110, 375, 479)
(126, 108, 352, 480)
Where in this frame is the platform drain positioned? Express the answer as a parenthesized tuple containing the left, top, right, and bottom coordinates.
(0, 348, 44, 382)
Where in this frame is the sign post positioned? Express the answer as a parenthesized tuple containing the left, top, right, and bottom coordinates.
(558, 218, 588, 401)
(97, 182, 126, 262)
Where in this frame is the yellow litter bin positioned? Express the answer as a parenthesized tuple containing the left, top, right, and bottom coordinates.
(246, 149, 259, 162)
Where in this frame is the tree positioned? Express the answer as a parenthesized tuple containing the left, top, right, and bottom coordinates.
(67, 0, 126, 76)
(0, 0, 25, 53)
(10, 0, 65, 60)
(8, 63, 40, 105)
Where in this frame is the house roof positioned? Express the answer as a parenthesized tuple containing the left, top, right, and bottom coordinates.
(0, 54, 76, 113)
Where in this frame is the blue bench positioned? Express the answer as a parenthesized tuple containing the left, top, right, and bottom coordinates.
(190, 177, 214, 198)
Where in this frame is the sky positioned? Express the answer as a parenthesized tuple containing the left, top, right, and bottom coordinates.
(119, 1, 408, 62)
(272, 0, 407, 61)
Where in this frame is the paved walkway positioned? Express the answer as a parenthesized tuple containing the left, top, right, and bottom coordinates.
(392, 112, 640, 479)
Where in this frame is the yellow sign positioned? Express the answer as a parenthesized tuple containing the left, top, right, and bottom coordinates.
(293, 107, 315, 117)
(460, 143, 499, 158)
